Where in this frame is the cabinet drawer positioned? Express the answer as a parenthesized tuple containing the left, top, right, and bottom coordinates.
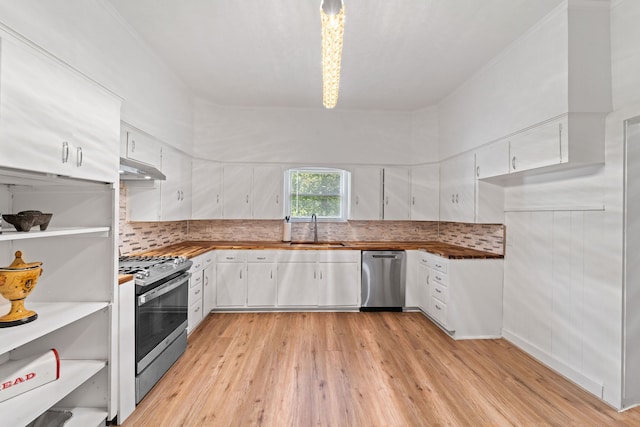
(431, 258, 448, 273)
(247, 250, 278, 263)
(191, 256, 204, 271)
(430, 297, 448, 326)
(217, 251, 247, 262)
(188, 300, 203, 326)
(431, 270, 449, 287)
(189, 283, 203, 302)
(202, 252, 215, 268)
(278, 250, 317, 263)
(317, 250, 360, 263)
(431, 282, 449, 303)
(190, 273, 203, 288)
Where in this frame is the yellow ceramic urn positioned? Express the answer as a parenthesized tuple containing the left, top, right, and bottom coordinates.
(0, 251, 43, 327)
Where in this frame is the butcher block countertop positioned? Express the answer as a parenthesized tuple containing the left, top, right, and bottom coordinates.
(131, 240, 503, 260)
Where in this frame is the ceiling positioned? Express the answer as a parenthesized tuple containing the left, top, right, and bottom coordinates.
(107, 0, 565, 111)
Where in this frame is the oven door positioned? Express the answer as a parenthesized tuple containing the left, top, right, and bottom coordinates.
(135, 272, 189, 374)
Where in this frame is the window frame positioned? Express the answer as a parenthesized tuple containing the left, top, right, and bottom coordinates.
(284, 167, 350, 222)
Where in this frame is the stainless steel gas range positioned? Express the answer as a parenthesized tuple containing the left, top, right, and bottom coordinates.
(119, 255, 192, 403)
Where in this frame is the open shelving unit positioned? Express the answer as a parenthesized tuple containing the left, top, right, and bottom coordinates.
(0, 227, 110, 242)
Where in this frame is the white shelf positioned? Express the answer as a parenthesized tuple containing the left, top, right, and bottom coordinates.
(0, 302, 108, 355)
(53, 407, 108, 427)
(0, 359, 106, 426)
(0, 226, 110, 241)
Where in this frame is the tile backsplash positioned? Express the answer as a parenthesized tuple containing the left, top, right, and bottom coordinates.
(119, 183, 504, 255)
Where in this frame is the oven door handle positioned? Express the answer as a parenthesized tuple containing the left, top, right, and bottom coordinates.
(138, 273, 191, 306)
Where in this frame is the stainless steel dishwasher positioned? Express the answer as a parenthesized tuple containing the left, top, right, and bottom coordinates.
(361, 251, 406, 311)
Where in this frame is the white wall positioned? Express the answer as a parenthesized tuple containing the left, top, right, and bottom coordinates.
(0, 0, 194, 153)
(433, 0, 640, 409)
(193, 98, 439, 166)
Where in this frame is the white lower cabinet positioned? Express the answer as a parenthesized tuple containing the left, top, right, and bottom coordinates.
(405, 251, 431, 312)
(202, 262, 216, 314)
(247, 251, 277, 307)
(277, 261, 318, 306)
(187, 252, 215, 333)
(216, 251, 247, 307)
(318, 251, 361, 307)
(423, 253, 503, 339)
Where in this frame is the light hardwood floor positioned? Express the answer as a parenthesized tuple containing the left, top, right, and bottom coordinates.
(121, 312, 640, 426)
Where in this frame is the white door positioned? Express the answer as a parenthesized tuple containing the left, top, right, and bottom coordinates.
(277, 263, 317, 306)
(475, 139, 510, 179)
(383, 167, 410, 220)
(126, 130, 162, 168)
(160, 146, 184, 221)
(410, 164, 439, 220)
(202, 264, 216, 313)
(509, 120, 563, 173)
(319, 263, 360, 306)
(223, 165, 252, 218)
(216, 262, 246, 307)
(247, 263, 277, 306)
(350, 167, 382, 220)
(253, 166, 283, 219)
(192, 160, 223, 219)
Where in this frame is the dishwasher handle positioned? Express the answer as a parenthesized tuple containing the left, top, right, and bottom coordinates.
(371, 254, 400, 259)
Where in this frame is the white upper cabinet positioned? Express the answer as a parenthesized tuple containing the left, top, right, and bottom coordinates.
(509, 117, 565, 173)
(160, 145, 191, 221)
(383, 167, 411, 220)
(253, 166, 283, 219)
(124, 128, 162, 169)
(439, 153, 475, 223)
(475, 140, 510, 180)
(350, 167, 382, 220)
(222, 165, 252, 219)
(410, 164, 439, 221)
(0, 32, 120, 183)
(192, 160, 223, 219)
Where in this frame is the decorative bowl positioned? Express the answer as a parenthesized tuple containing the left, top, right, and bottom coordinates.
(0, 251, 43, 327)
(2, 211, 53, 232)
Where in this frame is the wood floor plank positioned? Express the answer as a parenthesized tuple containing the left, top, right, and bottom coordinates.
(120, 312, 640, 426)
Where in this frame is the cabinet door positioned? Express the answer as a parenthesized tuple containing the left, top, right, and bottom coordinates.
(127, 181, 161, 221)
(410, 164, 439, 220)
(509, 120, 563, 173)
(223, 165, 252, 219)
(319, 263, 359, 306)
(160, 146, 191, 221)
(417, 263, 431, 313)
(126, 130, 162, 168)
(383, 167, 410, 220)
(475, 139, 510, 179)
(192, 160, 223, 219)
(247, 263, 277, 306)
(277, 263, 317, 306)
(350, 167, 382, 220)
(253, 166, 283, 219)
(404, 251, 420, 308)
(202, 264, 216, 313)
(216, 263, 246, 307)
(439, 153, 475, 223)
(0, 37, 79, 177)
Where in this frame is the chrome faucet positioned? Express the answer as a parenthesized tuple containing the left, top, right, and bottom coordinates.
(311, 213, 318, 243)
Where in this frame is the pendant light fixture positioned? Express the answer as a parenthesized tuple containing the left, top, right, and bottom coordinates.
(320, 0, 345, 109)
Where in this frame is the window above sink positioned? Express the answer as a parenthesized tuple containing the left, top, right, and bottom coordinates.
(284, 168, 350, 222)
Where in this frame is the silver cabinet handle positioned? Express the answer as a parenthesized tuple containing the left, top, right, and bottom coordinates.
(195, 306, 200, 313)
(225, 256, 235, 260)
(412, 196, 415, 205)
(435, 304, 442, 311)
(216, 194, 220, 204)
(239, 269, 243, 279)
(385, 196, 389, 205)
(204, 276, 209, 286)
(256, 256, 266, 260)
(355, 195, 359, 205)
(314, 271, 316, 279)
(455, 194, 459, 204)
(476, 166, 480, 177)
(320, 271, 323, 280)
(451, 194, 455, 203)
(177, 190, 181, 201)
(131, 139, 136, 152)
(276, 195, 279, 204)
(195, 288, 201, 295)
(62, 141, 69, 163)
(436, 288, 442, 294)
(512, 156, 517, 170)
(426, 274, 430, 285)
(435, 275, 442, 281)
(76, 146, 83, 167)
(270, 270, 273, 279)
(246, 195, 249, 203)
